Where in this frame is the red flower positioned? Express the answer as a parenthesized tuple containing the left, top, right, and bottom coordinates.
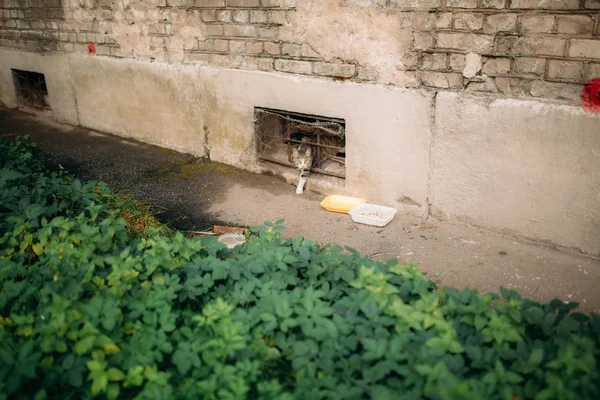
(582, 78, 600, 113)
(88, 42, 96, 55)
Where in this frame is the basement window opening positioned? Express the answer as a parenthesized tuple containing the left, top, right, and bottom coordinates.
(255, 107, 346, 179)
(12, 69, 49, 110)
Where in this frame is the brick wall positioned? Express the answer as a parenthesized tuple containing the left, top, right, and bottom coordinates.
(0, 0, 65, 52)
(397, 0, 600, 102)
(0, 0, 599, 103)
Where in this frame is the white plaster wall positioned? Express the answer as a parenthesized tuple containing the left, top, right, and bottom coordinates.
(68, 56, 207, 156)
(0, 48, 78, 124)
(432, 92, 600, 255)
(200, 67, 432, 212)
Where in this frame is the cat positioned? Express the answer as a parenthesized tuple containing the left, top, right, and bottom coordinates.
(288, 134, 345, 195)
(289, 136, 314, 195)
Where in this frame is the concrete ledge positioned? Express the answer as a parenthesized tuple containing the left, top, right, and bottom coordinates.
(431, 92, 600, 255)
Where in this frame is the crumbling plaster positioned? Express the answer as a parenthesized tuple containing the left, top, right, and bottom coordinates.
(279, 1, 418, 86)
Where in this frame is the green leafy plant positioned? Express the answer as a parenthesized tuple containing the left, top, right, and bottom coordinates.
(1, 136, 599, 399)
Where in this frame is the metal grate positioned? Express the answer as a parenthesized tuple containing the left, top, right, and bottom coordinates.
(12, 69, 49, 110)
(255, 107, 346, 179)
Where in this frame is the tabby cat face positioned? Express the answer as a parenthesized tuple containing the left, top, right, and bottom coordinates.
(291, 144, 313, 170)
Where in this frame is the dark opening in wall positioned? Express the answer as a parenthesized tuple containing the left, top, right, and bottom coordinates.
(12, 69, 49, 110)
(255, 107, 346, 179)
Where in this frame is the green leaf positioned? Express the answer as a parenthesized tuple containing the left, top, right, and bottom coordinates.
(249, 261, 265, 274)
(321, 318, 339, 339)
(427, 337, 444, 348)
(64, 369, 84, 388)
(423, 315, 435, 329)
(124, 366, 145, 388)
(360, 297, 380, 319)
(172, 342, 200, 376)
(0, 350, 14, 367)
(505, 371, 523, 384)
(293, 341, 309, 356)
(362, 338, 387, 361)
(106, 383, 120, 400)
(460, 289, 471, 304)
(62, 354, 75, 370)
(276, 262, 288, 271)
(32, 243, 43, 256)
(365, 361, 396, 382)
(525, 380, 539, 398)
(260, 313, 276, 323)
(415, 364, 432, 375)
(299, 247, 310, 261)
(274, 299, 292, 318)
(55, 341, 68, 353)
(212, 265, 229, 281)
(482, 372, 497, 387)
(281, 318, 298, 332)
(505, 329, 522, 343)
(102, 300, 121, 332)
(535, 388, 554, 400)
(107, 368, 125, 382)
(542, 312, 556, 331)
(475, 315, 487, 332)
(87, 360, 104, 375)
(525, 307, 544, 324)
(91, 375, 108, 396)
(73, 336, 96, 355)
(448, 341, 464, 354)
(33, 390, 47, 400)
(493, 330, 506, 344)
(529, 348, 544, 366)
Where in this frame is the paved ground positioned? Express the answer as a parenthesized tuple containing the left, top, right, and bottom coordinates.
(2, 108, 599, 312)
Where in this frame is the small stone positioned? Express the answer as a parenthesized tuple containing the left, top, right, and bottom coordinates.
(462, 52, 482, 78)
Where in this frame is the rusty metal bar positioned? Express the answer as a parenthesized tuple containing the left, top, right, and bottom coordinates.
(315, 130, 322, 169)
(260, 156, 346, 179)
(265, 134, 345, 151)
(256, 107, 345, 124)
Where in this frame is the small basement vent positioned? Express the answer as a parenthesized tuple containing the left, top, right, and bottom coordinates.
(12, 69, 49, 110)
(255, 107, 346, 179)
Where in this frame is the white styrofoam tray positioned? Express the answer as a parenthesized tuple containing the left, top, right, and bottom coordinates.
(348, 203, 398, 227)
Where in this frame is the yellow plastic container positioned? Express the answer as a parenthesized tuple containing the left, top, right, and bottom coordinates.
(320, 195, 367, 214)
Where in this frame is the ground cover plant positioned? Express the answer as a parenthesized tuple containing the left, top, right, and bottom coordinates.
(1, 136, 599, 400)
